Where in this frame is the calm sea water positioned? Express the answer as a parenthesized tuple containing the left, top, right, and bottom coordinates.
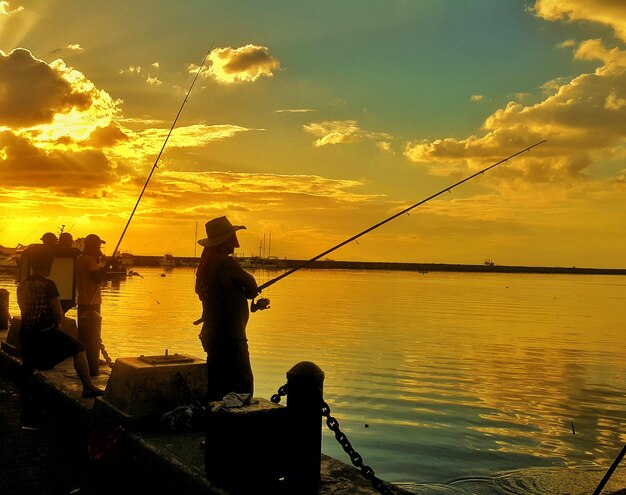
(2, 267, 626, 494)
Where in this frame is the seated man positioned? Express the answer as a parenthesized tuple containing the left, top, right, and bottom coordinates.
(18, 250, 103, 422)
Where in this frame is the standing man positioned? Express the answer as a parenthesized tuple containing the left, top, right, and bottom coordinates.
(76, 234, 107, 316)
(75, 234, 108, 375)
(195, 216, 259, 402)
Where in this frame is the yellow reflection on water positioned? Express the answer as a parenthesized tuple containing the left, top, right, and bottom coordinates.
(1, 268, 625, 486)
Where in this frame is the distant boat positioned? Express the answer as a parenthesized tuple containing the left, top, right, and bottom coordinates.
(239, 232, 286, 270)
(239, 256, 286, 270)
(239, 257, 260, 269)
(159, 254, 176, 267)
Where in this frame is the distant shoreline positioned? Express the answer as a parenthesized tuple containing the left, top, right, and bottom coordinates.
(131, 256, 626, 276)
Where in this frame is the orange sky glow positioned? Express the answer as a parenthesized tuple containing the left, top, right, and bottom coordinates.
(1, 1, 625, 268)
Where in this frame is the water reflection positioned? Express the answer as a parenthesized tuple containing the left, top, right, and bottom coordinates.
(1, 268, 626, 493)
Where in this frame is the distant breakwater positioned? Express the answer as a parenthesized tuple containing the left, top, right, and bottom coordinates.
(130, 256, 626, 275)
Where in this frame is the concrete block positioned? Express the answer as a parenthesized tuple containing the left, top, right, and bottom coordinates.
(205, 398, 288, 488)
(97, 354, 207, 423)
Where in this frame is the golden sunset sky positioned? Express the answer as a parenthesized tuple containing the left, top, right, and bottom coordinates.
(1, 1, 625, 267)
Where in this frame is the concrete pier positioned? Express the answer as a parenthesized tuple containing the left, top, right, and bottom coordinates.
(0, 327, 411, 495)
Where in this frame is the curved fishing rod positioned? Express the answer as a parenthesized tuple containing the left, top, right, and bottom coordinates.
(258, 140, 546, 292)
(108, 44, 213, 260)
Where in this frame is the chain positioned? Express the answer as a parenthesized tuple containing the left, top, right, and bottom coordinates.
(175, 372, 206, 412)
(321, 398, 396, 495)
(270, 382, 395, 495)
(271, 383, 288, 404)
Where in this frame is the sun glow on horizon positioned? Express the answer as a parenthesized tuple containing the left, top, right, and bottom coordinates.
(1, 2, 626, 267)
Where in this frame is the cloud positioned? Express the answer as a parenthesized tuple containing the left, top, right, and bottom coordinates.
(404, 39, 626, 183)
(471, 94, 485, 102)
(119, 65, 142, 75)
(0, 45, 281, 244)
(304, 120, 361, 146)
(48, 43, 84, 57)
(0, 47, 256, 188)
(146, 75, 162, 86)
(130, 171, 385, 229)
(303, 120, 393, 148)
(204, 44, 280, 84)
(0, 1, 23, 16)
(83, 123, 130, 149)
(159, 170, 371, 199)
(376, 141, 393, 153)
(0, 130, 118, 194)
(0, 49, 128, 195)
(275, 108, 315, 113)
(574, 38, 626, 66)
(119, 63, 163, 86)
(557, 39, 576, 48)
(0, 48, 94, 128)
(108, 124, 254, 160)
(534, 0, 626, 42)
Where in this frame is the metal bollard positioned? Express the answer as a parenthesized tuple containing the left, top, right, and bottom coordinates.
(286, 361, 325, 492)
(0, 289, 9, 330)
(78, 310, 102, 376)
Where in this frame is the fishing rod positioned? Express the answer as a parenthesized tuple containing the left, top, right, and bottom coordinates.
(94, 44, 211, 323)
(108, 44, 213, 261)
(257, 140, 547, 292)
(92, 45, 213, 361)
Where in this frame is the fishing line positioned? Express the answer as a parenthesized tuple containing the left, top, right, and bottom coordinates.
(257, 140, 547, 292)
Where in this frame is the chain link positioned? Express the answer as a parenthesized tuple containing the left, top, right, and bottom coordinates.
(321, 398, 396, 495)
(271, 382, 396, 495)
(271, 383, 288, 404)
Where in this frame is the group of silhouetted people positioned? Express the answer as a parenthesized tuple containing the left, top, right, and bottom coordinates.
(40, 231, 74, 249)
(17, 216, 263, 425)
(17, 231, 109, 424)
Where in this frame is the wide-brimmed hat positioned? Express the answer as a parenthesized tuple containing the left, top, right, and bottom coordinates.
(198, 216, 246, 247)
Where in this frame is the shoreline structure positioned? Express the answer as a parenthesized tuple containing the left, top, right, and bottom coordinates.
(135, 256, 626, 276)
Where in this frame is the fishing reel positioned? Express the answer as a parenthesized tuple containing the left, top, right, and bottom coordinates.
(251, 297, 271, 313)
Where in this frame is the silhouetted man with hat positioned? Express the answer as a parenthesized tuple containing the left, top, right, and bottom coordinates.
(195, 216, 259, 402)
